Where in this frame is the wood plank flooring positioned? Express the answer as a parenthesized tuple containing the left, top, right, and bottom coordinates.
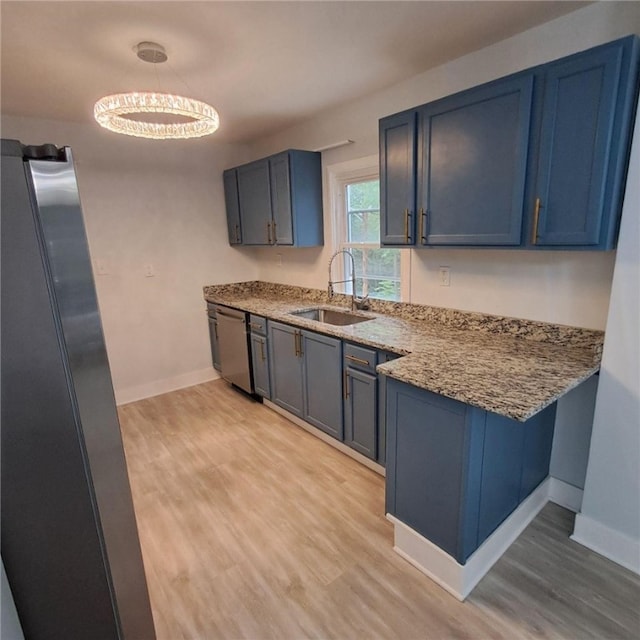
(118, 380, 640, 640)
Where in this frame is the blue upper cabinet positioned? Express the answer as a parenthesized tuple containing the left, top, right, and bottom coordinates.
(224, 150, 323, 247)
(379, 36, 640, 250)
(237, 159, 272, 245)
(528, 37, 640, 249)
(418, 75, 533, 246)
(269, 152, 294, 245)
(223, 169, 242, 245)
(379, 111, 418, 245)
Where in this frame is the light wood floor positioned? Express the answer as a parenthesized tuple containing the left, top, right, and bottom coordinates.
(118, 379, 640, 640)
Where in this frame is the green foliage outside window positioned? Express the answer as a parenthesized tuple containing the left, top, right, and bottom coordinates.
(344, 180, 401, 301)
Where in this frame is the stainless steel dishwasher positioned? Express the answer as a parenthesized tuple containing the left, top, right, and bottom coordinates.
(214, 305, 253, 394)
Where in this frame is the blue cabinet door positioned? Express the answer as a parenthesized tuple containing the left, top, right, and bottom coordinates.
(302, 330, 343, 439)
(250, 333, 270, 399)
(380, 110, 418, 245)
(268, 321, 303, 417)
(386, 378, 557, 564)
(269, 152, 294, 245)
(418, 74, 533, 245)
(386, 380, 472, 560)
(532, 41, 631, 247)
(237, 159, 272, 245)
(223, 169, 242, 245)
(344, 367, 377, 459)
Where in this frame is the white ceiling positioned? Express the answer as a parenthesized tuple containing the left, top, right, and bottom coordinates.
(1, 1, 590, 143)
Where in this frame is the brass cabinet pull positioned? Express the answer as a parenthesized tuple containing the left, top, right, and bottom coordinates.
(419, 208, 427, 243)
(294, 330, 303, 357)
(249, 322, 263, 331)
(267, 221, 272, 244)
(259, 339, 265, 362)
(343, 370, 349, 399)
(345, 354, 370, 367)
(404, 208, 410, 243)
(532, 198, 542, 244)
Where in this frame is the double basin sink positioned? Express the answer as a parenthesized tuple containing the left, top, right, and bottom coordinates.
(289, 307, 372, 326)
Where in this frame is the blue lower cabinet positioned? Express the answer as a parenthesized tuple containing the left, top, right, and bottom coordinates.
(250, 333, 270, 399)
(269, 321, 343, 437)
(344, 367, 377, 459)
(386, 378, 556, 564)
(302, 331, 343, 439)
(268, 322, 304, 417)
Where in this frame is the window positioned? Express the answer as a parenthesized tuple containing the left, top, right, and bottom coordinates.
(331, 159, 408, 302)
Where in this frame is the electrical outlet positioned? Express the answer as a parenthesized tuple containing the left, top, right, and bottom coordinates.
(144, 264, 155, 278)
(438, 266, 451, 287)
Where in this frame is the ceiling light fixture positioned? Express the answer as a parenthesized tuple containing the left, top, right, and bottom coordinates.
(94, 42, 219, 140)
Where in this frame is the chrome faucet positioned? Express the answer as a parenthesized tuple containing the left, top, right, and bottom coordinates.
(328, 249, 370, 311)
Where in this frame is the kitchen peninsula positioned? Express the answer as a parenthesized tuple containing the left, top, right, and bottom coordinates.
(204, 280, 603, 599)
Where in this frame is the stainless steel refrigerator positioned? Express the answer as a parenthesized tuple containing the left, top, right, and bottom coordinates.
(1, 139, 156, 639)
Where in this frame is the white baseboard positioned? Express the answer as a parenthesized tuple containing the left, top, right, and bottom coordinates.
(389, 478, 551, 601)
(548, 477, 584, 512)
(115, 367, 220, 405)
(264, 399, 385, 477)
(572, 513, 640, 575)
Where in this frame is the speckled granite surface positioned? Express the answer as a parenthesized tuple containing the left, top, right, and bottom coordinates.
(203, 281, 604, 422)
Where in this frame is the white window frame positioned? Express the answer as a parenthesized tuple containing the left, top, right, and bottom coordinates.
(327, 155, 410, 302)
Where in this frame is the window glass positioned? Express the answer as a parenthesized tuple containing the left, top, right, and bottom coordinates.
(341, 179, 402, 301)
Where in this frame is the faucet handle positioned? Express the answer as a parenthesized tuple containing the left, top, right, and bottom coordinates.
(355, 295, 370, 311)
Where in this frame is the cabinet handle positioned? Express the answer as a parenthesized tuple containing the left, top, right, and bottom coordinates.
(532, 198, 541, 244)
(267, 221, 272, 244)
(272, 220, 277, 244)
(294, 330, 303, 357)
(235, 224, 240, 243)
(404, 208, 411, 243)
(418, 208, 427, 243)
(345, 354, 370, 367)
(343, 369, 349, 399)
(214, 323, 218, 340)
(249, 322, 262, 331)
(259, 339, 265, 362)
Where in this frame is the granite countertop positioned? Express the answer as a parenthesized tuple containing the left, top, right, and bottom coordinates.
(203, 281, 604, 422)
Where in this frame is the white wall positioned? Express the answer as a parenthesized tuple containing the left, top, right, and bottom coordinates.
(572, 102, 640, 574)
(243, 0, 640, 331)
(1, 115, 258, 403)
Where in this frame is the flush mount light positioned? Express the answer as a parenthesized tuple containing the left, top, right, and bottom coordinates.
(94, 42, 219, 140)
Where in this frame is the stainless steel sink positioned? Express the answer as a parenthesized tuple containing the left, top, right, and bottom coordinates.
(290, 308, 372, 326)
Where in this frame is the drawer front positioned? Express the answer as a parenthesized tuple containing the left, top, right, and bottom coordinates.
(344, 343, 377, 374)
(248, 314, 267, 335)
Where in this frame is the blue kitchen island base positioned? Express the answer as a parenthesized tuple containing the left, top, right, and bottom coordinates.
(388, 476, 551, 600)
(385, 378, 560, 599)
